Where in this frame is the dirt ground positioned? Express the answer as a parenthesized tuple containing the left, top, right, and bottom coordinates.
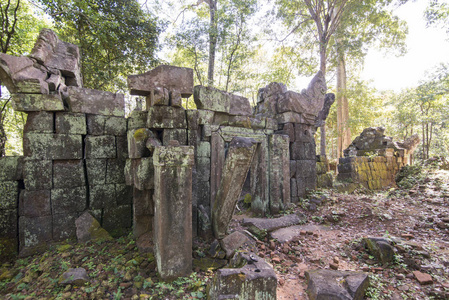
(231, 168, 449, 299)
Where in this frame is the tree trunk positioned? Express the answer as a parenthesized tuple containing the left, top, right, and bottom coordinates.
(320, 125, 326, 156)
(0, 114, 6, 157)
(336, 48, 350, 159)
(208, 0, 217, 86)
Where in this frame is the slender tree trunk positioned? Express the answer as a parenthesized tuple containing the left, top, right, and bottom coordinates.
(336, 48, 350, 158)
(208, 0, 217, 86)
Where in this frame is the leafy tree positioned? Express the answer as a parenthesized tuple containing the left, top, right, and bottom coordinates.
(37, 0, 161, 92)
(1, 0, 49, 156)
(425, 0, 449, 34)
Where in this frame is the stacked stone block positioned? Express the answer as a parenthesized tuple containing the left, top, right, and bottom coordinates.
(316, 155, 333, 188)
(337, 127, 419, 190)
(0, 157, 23, 257)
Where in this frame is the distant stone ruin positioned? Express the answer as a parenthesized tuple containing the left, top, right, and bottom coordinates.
(337, 127, 419, 189)
(0, 29, 332, 285)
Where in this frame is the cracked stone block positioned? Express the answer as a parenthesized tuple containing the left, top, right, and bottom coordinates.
(23, 133, 83, 160)
(19, 190, 51, 217)
(53, 160, 85, 188)
(12, 93, 65, 112)
(85, 135, 116, 159)
(23, 111, 54, 133)
(51, 186, 87, 214)
(66, 86, 125, 117)
(23, 159, 52, 190)
(106, 159, 126, 184)
(86, 159, 107, 185)
(90, 184, 116, 209)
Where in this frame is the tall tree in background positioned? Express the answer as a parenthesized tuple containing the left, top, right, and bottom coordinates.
(1, 0, 48, 156)
(38, 0, 161, 92)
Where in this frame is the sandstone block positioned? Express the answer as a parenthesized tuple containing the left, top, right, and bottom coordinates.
(90, 184, 115, 209)
(162, 129, 187, 145)
(116, 184, 133, 206)
(12, 93, 65, 112)
(229, 94, 252, 116)
(85, 135, 116, 159)
(53, 213, 77, 240)
(0, 209, 17, 238)
(127, 111, 148, 130)
(186, 110, 199, 130)
(128, 65, 193, 98)
(219, 231, 256, 258)
(53, 160, 85, 188)
(197, 157, 211, 181)
(86, 159, 107, 185)
(75, 212, 112, 243)
(103, 205, 132, 237)
(23, 133, 82, 160)
(106, 159, 126, 184)
(297, 160, 316, 178)
(147, 106, 187, 129)
(194, 85, 230, 113)
(133, 157, 155, 190)
(197, 109, 215, 125)
(19, 190, 51, 217)
(269, 134, 290, 214)
(19, 216, 52, 251)
(23, 111, 54, 133)
(23, 159, 52, 190)
(0, 156, 23, 181)
(55, 112, 86, 134)
(0, 181, 19, 210)
(250, 140, 269, 216)
(104, 116, 127, 136)
(51, 186, 87, 214)
(66, 86, 125, 117)
(128, 128, 152, 158)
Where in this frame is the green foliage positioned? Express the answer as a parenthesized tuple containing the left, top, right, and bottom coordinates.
(395, 164, 424, 189)
(37, 0, 161, 92)
(425, 0, 449, 35)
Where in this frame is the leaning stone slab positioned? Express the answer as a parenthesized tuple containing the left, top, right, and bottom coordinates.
(220, 231, 257, 259)
(305, 269, 369, 300)
(243, 213, 306, 237)
(208, 252, 277, 300)
(212, 137, 257, 239)
(66, 86, 125, 117)
(23, 133, 82, 160)
(75, 211, 112, 243)
(12, 93, 65, 112)
(0, 156, 24, 181)
(194, 85, 230, 113)
(153, 144, 194, 280)
(0, 53, 49, 94)
(128, 65, 193, 98)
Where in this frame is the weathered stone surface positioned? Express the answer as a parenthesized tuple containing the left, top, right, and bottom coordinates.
(0, 181, 19, 210)
(103, 205, 132, 237)
(270, 224, 329, 243)
(364, 237, 395, 265)
(116, 135, 129, 160)
(86, 159, 107, 185)
(19, 216, 52, 252)
(133, 188, 153, 238)
(413, 271, 433, 285)
(85, 135, 116, 159)
(0, 53, 49, 94)
(127, 111, 148, 130)
(23, 112, 54, 133)
(297, 160, 317, 178)
(128, 65, 193, 98)
(197, 141, 211, 157)
(194, 85, 230, 113)
(0, 209, 17, 238)
(193, 257, 227, 271)
(66, 87, 125, 117)
(212, 137, 257, 239)
(208, 252, 277, 300)
(220, 231, 256, 258)
(229, 94, 252, 116)
(305, 269, 369, 300)
(243, 213, 306, 236)
(89, 184, 115, 209)
(147, 106, 187, 129)
(12, 93, 65, 112)
(60, 268, 90, 286)
(315, 93, 336, 127)
(105, 116, 127, 136)
(196, 157, 211, 182)
(116, 184, 132, 205)
(162, 129, 187, 145)
(75, 212, 112, 243)
(19, 190, 51, 217)
(55, 112, 86, 134)
(53, 212, 77, 240)
(106, 159, 126, 184)
(53, 160, 85, 188)
(197, 109, 215, 125)
(30, 28, 82, 86)
(23, 133, 82, 160)
(133, 157, 155, 190)
(23, 159, 52, 190)
(153, 145, 194, 280)
(128, 128, 152, 158)
(250, 140, 269, 216)
(210, 132, 225, 209)
(51, 186, 87, 214)
(269, 134, 290, 214)
(0, 156, 23, 181)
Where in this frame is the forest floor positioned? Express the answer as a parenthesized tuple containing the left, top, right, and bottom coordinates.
(0, 165, 448, 299)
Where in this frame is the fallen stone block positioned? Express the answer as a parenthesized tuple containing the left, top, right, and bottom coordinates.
(59, 268, 90, 286)
(193, 257, 227, 271)
(212, 137, 257, 239)
(305, 269, 369, 300)
(413, 270, 433, 285)
(270, 224, 330, 243)
(208, 252, 277, 300)
(12, 93, 65, 112)
(194, 85, 230, 113)
(220, 231, 257, 259)
(243, 213, 307, 238)
(363, 237, 395, 265)
(128, 65, 193, 98)
(75, 211, 112, 243)
(66, 86, 125, 117)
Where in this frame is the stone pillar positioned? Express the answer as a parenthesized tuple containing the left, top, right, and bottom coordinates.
(250, 139, 269, 216)
(212, 137, 257, 239)
(269, 134, 291, 214)
(153, 143, 194, 280)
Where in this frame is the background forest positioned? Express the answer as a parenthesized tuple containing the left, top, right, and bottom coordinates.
(1, 0, 448, 165)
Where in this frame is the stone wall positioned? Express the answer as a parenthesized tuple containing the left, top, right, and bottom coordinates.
(337, 127, 420, 189)
(0, 29, 330, 257)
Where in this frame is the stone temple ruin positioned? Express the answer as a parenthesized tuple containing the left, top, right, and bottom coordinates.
(0, 29, 419, 297)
